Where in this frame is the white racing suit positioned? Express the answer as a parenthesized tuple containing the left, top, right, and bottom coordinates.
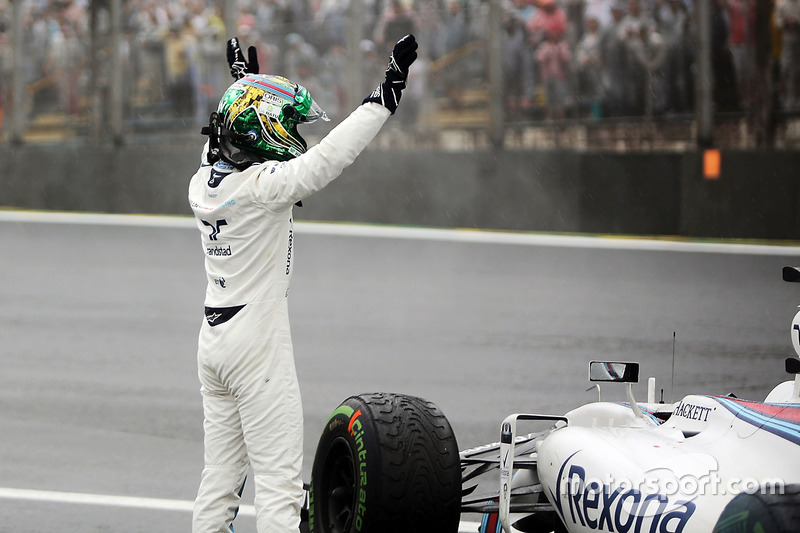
(188, 102, 391, 532)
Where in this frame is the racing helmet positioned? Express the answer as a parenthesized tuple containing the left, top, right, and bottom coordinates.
(204, 74, 328, 168)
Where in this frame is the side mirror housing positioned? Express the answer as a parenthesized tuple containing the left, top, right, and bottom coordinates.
(589, 361, 640, 383)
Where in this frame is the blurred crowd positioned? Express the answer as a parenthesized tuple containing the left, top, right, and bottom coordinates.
(0, 0, 795, 132)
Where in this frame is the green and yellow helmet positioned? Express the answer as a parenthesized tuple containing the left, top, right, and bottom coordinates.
(207, 74, 328, 168)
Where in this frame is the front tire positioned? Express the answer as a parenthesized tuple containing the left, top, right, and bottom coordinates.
(308, 392, 461, 533)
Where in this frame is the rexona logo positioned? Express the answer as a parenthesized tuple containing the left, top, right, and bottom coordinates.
(551, 451, 696, 533)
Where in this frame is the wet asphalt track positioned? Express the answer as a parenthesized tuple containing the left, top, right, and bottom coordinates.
(1, 211, 799, 532)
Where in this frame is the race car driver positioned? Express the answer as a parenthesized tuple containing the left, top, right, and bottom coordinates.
(188, 34, 418, 533)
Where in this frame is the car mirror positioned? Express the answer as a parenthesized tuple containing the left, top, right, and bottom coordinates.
(783, 266, 800, 282)
(589, 361, 639, 383)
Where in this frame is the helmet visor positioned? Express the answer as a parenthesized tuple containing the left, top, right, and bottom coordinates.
(302, 99, 330, 123)
(292, 82, 329, 123)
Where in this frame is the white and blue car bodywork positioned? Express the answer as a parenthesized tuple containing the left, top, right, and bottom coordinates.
(462, 268, 800, 533)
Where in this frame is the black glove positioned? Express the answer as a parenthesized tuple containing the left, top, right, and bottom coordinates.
(363, 34, 418, 114)
(227, 37, 259, 80)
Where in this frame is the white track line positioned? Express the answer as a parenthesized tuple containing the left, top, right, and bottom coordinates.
(0, 487, 248, 514)
(1, 209, 798, 255)
(0, 487, 481, 531)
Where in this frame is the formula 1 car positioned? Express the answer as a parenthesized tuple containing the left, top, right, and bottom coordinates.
(303, 267, 800, 533)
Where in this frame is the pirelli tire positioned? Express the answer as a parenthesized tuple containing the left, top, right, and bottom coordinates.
(308, 392, 461, 533)
(713, 483, 800, 532)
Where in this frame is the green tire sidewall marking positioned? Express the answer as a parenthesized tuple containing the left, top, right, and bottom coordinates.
(327, 404, 355, 423)
(312, 404, 357, 533)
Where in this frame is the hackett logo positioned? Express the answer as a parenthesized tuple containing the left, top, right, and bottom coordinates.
(673, 401, 714, 422)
